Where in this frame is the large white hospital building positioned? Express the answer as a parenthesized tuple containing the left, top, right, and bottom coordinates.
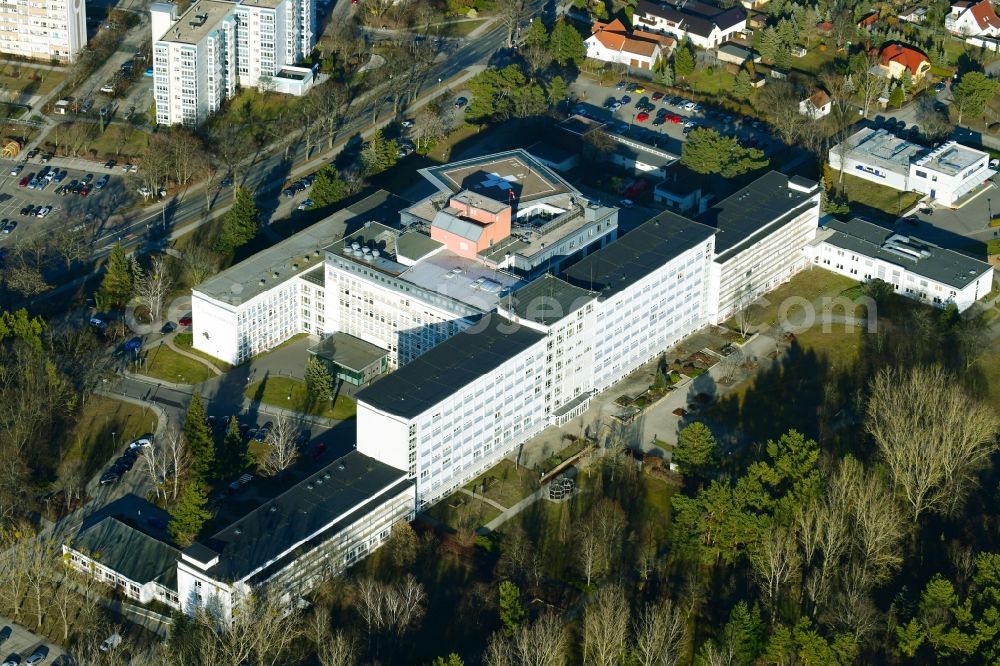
(151, 0, 316, 126)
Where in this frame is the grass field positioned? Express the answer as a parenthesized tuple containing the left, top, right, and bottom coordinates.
(426, 493, 502, 532)
(791, 47, 840, 75)
(60, 396, 158, 479)
(684, 67, 736, 96)
(465, 459, 539, 509)
(840, 172, 923, 219)
(793, 326, 865, 369)
(139, 344, 215, 384)
(728, 268, 860, 330)
(174, 332, 234, 371)
(0, 64, 66, 97)
(245, 376, 357, 420)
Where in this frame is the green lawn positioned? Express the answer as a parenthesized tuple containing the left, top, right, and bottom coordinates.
(425, 493, 502, 532)
(840, 172, 923, 219)
(979, 346, 1000, 408)
(726, 268, 860, 330)
(0, 64, 66, 97)
(174, 332, 234, 371)
(139, 344, 215, 384)
(60, 396, 158, 479)
(439, 18, 488, 37)
(245, 376, 357, 420)
(793, 326, 865, 369)
(791, 47, 840, 75)
(464, 459, 539, 509)
(684, 67, 736, 96)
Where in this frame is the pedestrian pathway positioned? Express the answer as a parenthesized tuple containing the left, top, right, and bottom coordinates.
(480, 486, 548, 533)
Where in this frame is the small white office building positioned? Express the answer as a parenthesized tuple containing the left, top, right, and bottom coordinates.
(806, 217, 994, 312)
(829, 128, 993, 206)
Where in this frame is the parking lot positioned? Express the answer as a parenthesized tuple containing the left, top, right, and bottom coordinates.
(0, 155, 131, 248)
(0, 619, 70, 666)
(570, 78, 780, 155)
(568, 77, 781, 155)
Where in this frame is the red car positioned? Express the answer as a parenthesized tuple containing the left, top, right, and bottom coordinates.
(636, 112, 650, 122)
(179, 315, 193, 326)
(651, 91, 664, 101)
(18, 176, 29, 188)
(79, 185, 91, 196)
(668, 114, 682, 123)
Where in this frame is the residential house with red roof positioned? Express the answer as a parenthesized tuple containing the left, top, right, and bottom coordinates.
(585, 18, 675, 70)
(876, 43, 931, 81)
(799, 90, 832, 119)
(947, 0, 1000, 36)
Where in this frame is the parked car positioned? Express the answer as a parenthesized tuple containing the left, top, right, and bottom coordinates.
(18, 175, 29, 188)
(1, 656, 20, 666)
(122, 337, 142, 352)
(99, 471, 119, 485)
(25, 645, 48, 664)
(100, 633, 122, 653)
(256, 421, 273, 442)
(636, 112, 650, 122)
(95, 175, 110, 190)
(35, 205, 52, 218)
(179, 315, 193, 326)
(105, 159, 117, 169)
(53, 170, 67, 183)
(2, 221, 17, 234)
(0, 626, 11, 646)
(129, 435, 153, 449)
(454, 96, 468, 108)
(9, 163, 22, 176)
(297, 199, 314, 211)
(282, 187, 295, 198)
(161, 321, 177, 333)
(619, 199, 634, 207)
(100, 82, 115, 93)
(400, 119, 414, 128)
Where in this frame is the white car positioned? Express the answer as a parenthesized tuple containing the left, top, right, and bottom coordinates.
(400, 119, 414, 128)
(100, 632, 122, 653)
(128, 437, 152, 450)
(683, 101, 696, 111)
(9, 164, 22, 176)
(137, 186, 151, 197)
(100, 83, 115, 93)
(35, 205, 52, 218)
(297, 199, 314, 211)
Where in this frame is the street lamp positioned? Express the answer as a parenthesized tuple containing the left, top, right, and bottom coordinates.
(112, 431, 117, 451)
(989, 198, 992, 226)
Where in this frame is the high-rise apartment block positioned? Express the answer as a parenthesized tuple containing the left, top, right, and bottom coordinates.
(152, 0, 315, 126)
(0, 0, 86, 63)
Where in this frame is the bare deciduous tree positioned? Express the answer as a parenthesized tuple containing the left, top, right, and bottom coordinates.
(308, 606, 358, 666)
(632, 598, 688, 666)
(133, 255, 174, 325)
(163, 426, 189, 501)
(261, 413, 300, 476)
(197, 588, 303, 666)
(181, 245, 221, 287)
(485, 612, 568, 666)
(749, 526, 801, 619)
(584, 585, 629, 666)
(866, 366, 998, 523)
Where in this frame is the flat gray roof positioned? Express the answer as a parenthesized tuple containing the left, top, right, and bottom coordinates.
(356, 314, 545, 419)
(420, 150, 577, 204)
(400, 250, 524, 311)
(837, 127, 926, 174)
(701, 170, 819, 259)
(916, 142, 987, 176)
(505, 274, 596, 325)
(186, 451, 410, 582)
(396, 230, 442, 263)
(72, 516, 180, 588)
(194, 191, 408, 306)
(310, 332, 387, 371)
(818, 217, 992, 289)
(160, 0, 234, 45)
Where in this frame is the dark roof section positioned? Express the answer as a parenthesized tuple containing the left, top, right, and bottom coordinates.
(74, 517, 180, 588)
(507, 274, 596, 325)
(194, 451, 410, 582)
(562, 210, 715, 298)
(820, 217, 992, 289)
(700, 170, 820, 260)
(356, 313, 545, 419)
(636, 0, 746, 37)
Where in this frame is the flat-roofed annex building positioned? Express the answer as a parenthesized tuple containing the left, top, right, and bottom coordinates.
(829, 127, 993, 205)
(178, 451, 414, 622)
(0, 0, 86, 63)
(805, 216, 994, 312)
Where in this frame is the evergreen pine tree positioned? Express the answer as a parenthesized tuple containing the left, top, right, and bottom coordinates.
(653, 57, 674, 87)
(674, 39, 696, 78)
(215, 187, 260, 252)
(499, 581, 526, 637)
(169, 481, 212, 547)
(888, 83, 905, 108)
(184, 393, 216, 483)
(674, 421, 719, 479)
(310, 165, 351, 207)
(733, 69, 753, 98)
(549, 20, 586, 66)
(523, 18, 549, 50)
(220, 416, 251, 476)
(97, 244, 136, 309)
(305, 356, 335, 401)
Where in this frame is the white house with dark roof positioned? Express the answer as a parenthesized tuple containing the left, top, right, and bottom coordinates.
(64, 516, 182, 608)
(633, 0, 747, 48)
(805, 217, 994, 311)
